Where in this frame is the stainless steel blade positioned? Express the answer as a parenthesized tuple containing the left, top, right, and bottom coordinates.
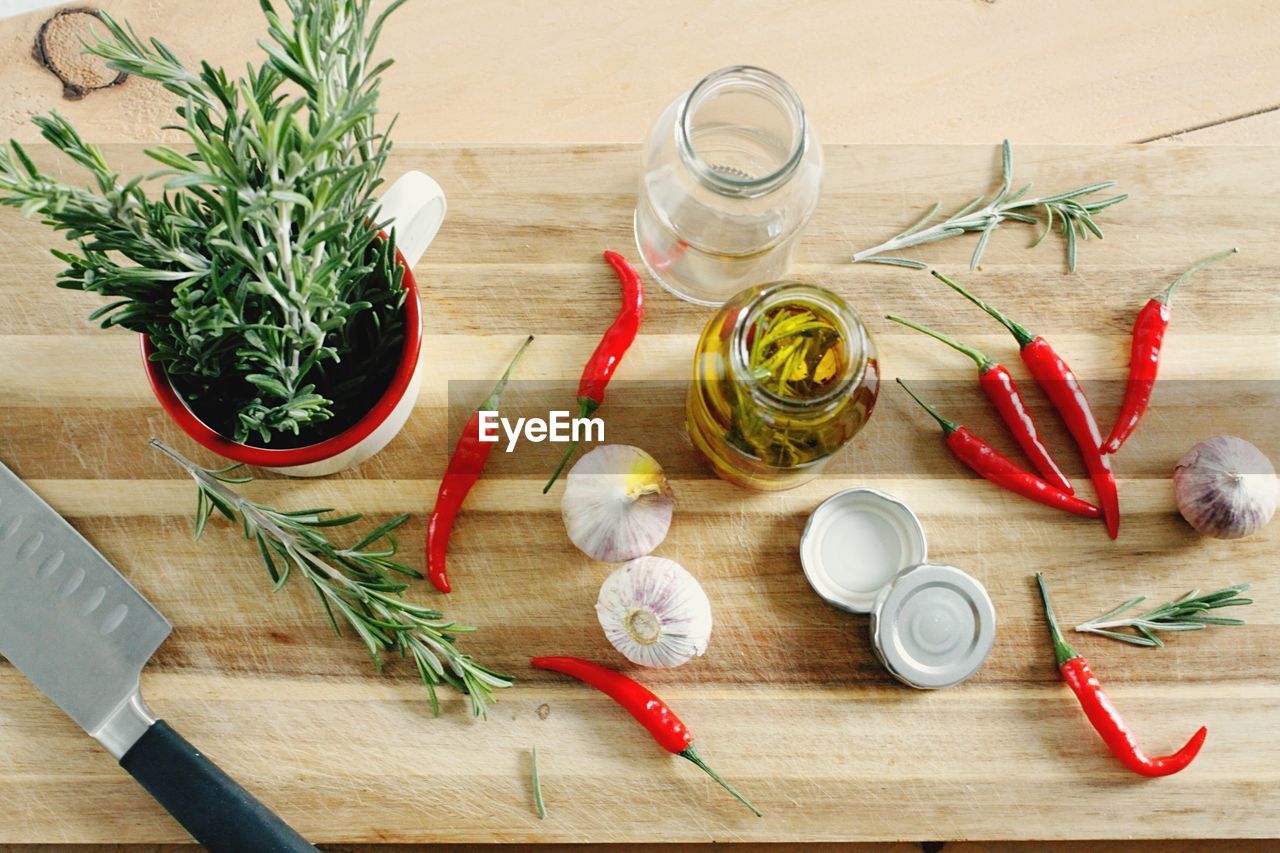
(0, 460, 171, 757)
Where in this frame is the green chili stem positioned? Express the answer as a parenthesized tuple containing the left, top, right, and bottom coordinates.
(680, 746, 762, 817)
(931, 270, 1036, 348)
(1035, 572, 1080, 668)
(480, 335, 535, 411)
(1157, 247, 1239, 305)
(886, 314, 994, 372)
(896, 378, 959, 436)
(542, 397, 599, 493)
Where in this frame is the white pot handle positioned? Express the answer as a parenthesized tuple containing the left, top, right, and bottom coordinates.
(373, 170, 447, 269)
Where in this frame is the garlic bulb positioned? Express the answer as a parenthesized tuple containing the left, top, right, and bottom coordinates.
(562, 445, 674, 562)
(1175, 435, 1277, 540)
(596, 556, 712, 668)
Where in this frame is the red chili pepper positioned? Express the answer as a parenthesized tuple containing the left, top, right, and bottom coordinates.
(1104, 248, 1238, 454)
(888, 315, 1073, 494)
(1035, 574, 1207, 777)
(897, 380, 1100, 519)
(933, 270, 1121, 539)
(530, 656, 761, 816)
(543, 251, 644, 493)
(426, 335, 534, 593)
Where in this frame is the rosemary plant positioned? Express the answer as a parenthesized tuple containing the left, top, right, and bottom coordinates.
(1074, 583, 1252, 648)
(0, 0, 408, 444)
(153, 439, 512, 716)
(851, 140, 1128, 272)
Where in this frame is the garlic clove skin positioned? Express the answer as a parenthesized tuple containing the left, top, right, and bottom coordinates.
(596, 556, 712, 668)
(562, 445, 674, 563)
(1175, 435, 1278, 540)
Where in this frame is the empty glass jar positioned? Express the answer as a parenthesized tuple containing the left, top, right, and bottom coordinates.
(634, 65, 824, 306)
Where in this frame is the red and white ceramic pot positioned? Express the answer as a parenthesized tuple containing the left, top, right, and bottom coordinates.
(143, 171, 446, 477)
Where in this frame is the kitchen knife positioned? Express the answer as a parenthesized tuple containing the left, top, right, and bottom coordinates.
(0, 460, 316, 852)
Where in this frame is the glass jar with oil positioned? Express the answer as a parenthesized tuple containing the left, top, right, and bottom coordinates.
(686, 282, 878, 490)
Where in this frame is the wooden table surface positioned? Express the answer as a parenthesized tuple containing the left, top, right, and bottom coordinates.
(3, 0, 1280, 147)
(1, 3, 1279, 852)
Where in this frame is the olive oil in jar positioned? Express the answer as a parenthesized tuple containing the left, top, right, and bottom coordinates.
(686, 281, 878, 490)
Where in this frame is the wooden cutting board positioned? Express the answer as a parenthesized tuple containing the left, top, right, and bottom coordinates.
(0, 144, 1276, 845)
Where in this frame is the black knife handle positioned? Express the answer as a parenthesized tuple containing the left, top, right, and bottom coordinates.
(119, 719, 316, 852)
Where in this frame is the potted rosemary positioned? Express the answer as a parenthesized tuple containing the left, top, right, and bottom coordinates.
(0, 0, 445, 476)
(0, 1, 506, 716)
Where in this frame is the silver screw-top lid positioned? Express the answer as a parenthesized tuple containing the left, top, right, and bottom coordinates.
(799, 488, 928, 613)
(870, 563, 996, 689)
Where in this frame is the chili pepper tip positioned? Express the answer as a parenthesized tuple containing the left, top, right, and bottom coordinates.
(1128, 723, 1207, 778)
(1182, 726, 1209, 760)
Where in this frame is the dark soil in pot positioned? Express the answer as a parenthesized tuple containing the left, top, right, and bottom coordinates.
(164, 245, 409, 450)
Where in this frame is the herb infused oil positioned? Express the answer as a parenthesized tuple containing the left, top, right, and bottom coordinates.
(687, 282, 878, 489)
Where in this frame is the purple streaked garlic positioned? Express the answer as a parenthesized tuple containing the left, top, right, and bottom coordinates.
(561, 445, 673, 562)
(1174, 435, 1277, 540)
(596, 556, 712, 668)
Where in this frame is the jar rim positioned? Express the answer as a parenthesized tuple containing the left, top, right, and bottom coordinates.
(728, 281, 870, 411)
(676, 65, 809, 198)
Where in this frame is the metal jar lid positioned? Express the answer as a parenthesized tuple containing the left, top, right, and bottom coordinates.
(870, 563, 996, 689)
(799, 488, 928, 613)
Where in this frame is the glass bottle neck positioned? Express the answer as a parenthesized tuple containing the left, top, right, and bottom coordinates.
(676, 65, 809, 198)
(729, 282, 868, 414)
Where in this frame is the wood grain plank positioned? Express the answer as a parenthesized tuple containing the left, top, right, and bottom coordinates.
(0, 840, 1269, 845)
(2, 145, 1276, 339)
(0, 143, 1277, 844)
(0, 844, 1273, 853)
(1, 671, 1278, 843)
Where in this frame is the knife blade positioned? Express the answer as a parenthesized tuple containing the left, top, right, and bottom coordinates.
(0, 459, 315, 852)
(0, 461, 171, 756)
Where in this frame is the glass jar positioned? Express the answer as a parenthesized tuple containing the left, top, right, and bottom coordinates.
(634, 65, 823, 306)
(686, 281, 879, 490)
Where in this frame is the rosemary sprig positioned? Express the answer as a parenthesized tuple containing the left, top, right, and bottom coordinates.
(1074, 583, 1252, 647)
(851, 140, 1128, 272)
(531, 745, 547, 820)
(746, 307, 841, 398)
(152, 439, 512, 716)
(0, 0, 408, 443)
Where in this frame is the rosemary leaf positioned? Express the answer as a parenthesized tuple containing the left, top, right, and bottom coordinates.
(850, 140, 1128, 272)
(893, 201, 941, 239)
(858, 257, 930, 269)
(1074, 583, 1252, 648)
(1090, 595, 1146, 624)
(1089, 628, 1161, 648)
(1134, 625, 1163, 647)
(532, 746, 548, 819)
(1184, 615, 1246, 626)
(152, 439, 511, 717)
